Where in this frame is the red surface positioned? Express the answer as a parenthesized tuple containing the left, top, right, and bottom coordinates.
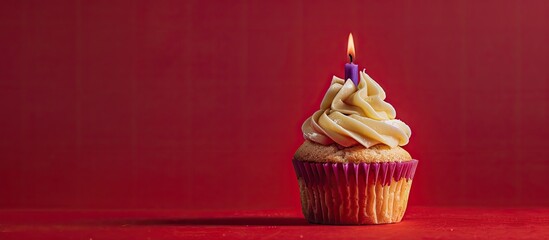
(1, 0, 549, 211)
(1, 208, 548, 239)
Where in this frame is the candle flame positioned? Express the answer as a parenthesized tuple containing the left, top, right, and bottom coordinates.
(347, 33, 355, 63)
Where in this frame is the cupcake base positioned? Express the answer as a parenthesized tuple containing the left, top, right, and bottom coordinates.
(293, 159, 418, 225)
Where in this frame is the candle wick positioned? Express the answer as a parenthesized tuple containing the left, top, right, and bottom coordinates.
(349, 54, 353, 63)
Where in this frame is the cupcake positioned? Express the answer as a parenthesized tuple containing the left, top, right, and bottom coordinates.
(293, 70, 417, 225)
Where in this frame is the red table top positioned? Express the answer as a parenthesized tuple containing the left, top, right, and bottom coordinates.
(1, 207, 548, 239)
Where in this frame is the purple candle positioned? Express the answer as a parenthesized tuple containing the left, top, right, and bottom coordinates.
(345, 33, 359, 85)
(345, 62, 358, 85)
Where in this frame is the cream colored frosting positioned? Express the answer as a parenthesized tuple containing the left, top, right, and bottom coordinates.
(302, 70, 411, 148)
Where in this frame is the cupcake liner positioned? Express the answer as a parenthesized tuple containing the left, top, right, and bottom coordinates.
(292, 159, 418, 225)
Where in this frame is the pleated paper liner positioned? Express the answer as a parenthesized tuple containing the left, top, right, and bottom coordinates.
(292, 159, 418, 225)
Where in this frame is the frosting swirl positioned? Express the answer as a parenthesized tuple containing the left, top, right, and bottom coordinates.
(302, 70, 411, 148)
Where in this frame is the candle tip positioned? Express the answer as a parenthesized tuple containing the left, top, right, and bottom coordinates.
(347, 33, 356, 63)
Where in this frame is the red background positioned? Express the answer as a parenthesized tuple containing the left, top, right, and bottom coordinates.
(0, 0, 548, 210)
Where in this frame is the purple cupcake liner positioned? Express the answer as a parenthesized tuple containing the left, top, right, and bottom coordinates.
(292, 159, 418, 187)
(292, 159, 418, 224)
